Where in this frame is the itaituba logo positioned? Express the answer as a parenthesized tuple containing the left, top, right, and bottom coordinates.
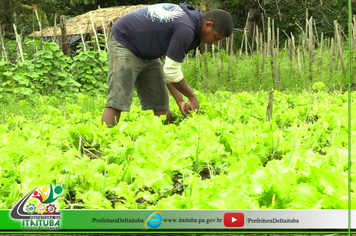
(10, 184, 63, 230)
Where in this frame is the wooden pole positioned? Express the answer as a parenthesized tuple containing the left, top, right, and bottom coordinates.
(276, 27, 279, 58)
(60, 15, 69, 56)
(98, 6, 108, 51)
(266, 90, 274, 121)
(90, 12, 101, 54)
(32, 13, 37, 53)
(320, 32, 324, 68)
(309, 17, 314, 81)
(330, 38, 334, 74)
(53, 13, 58, 44)
(276, 64, 280, 89)
(267, 17, 271, 55)
(297, 47, 302, 76)
(334, 20, 346, 75)
(256, 25, 259, 54)
(260, 43, 266, 85)
(204, 53, 209, 91)
(0, 29, 8, 61)
(34, 10, 44, 50)
(75, 19, 86, 52)
(13, 23, 24, 62)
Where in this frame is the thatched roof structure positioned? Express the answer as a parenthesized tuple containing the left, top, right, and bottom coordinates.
(29, 5, 147, 37)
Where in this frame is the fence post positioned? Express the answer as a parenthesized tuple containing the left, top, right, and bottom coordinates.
(60, 15, 69, 56)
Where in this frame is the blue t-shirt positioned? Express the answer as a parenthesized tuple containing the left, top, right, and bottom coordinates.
(112, 3, 203, 63)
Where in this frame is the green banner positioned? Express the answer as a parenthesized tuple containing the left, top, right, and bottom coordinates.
(0, 209, 351, 231)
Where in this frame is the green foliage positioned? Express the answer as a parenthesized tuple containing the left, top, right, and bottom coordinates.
(0, 42, 81, 100)
(70, 48, 108, 94)
(0, 89, 353, 209)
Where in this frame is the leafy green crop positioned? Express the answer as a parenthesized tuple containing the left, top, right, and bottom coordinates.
(0, 90, 353, 209)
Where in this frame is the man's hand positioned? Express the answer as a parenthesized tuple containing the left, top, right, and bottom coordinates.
(178, 102, 192, 116)
(188, 97, 200, 113)
(166, 79, 200, 115)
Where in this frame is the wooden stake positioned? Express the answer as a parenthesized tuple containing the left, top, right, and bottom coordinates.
(13, 23, 24, 62)
(352, 15, 356, 50)
(309, 17, 314, 65)
(74, 18, 86, 52)
(195, 47, 200, 66)
(44, 13, 54, 43)
(276, 27, 279, 58)
(0, 29, 8, 61)
(204, 53, 209, 90)
(297, 47, 302, 75)
(227, 54, 233, 83)
(276, 64, 281, 89)
(98, 6, 108, 51)
(53, 13, 58, 44)
(313, 19, 319, 47)
(90, 12, 101, 54)
(266, 90, 274, 122)
(334, 20, 346, 75)
(260, 43, 266, 85)
(330, 38, 334, 74)
(230, 33, 234, 56)
(320, 32, 324, 68)
(267, 17, 271, 55)
(256, 25, 259, 54)
(60, 15, 69, 56)
(272, 19, 275, 50)
(34, 10, 44, 50)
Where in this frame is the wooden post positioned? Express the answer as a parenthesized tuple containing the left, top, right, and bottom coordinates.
(204, 53, 209, 91)
(53, 13, 58, 44)
(313, 19, 319, 47)
(0, 29, 8, 61)
(227, 54, 233, 83)
(320, 32, 324, 68)
(309, 17, 314, 65)
(230, 33, 234, 56)
(276, 64, 281, 89)
(34, 10, 44, 50)
(75, 19, 86, 52)
(297, 47, 302, 76)
(195, 47, 200, 66)
(32, 13, 37, 53)
(90, 12, 101, 54)
(13, 23, 24, 62)
(60, 15, 69, 56)
(309, 17, 314, 81)
(334, 20, 346, 75)
(330, 38, 334, 74)
(220, 51, 224, 73)
(256, 25, 259, 54)
(260, 43, 266, 85)
(267, 17, 271, 55)
(353, 15, 356, 50)
(98, 6, 109, 51)
(195, 47, 200, 78)
(266, 90, 274, 122)
(276, 27, 279, 58)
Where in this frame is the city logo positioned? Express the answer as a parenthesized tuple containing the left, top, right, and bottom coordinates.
(223, 212, 244, 227)
(145, 211, 162, 229)
(10, 184, 63, 230)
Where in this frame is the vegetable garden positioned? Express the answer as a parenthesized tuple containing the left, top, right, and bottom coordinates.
(0, 11, 354, 210)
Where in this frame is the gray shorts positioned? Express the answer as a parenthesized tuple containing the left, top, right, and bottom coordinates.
(105, 35, 169, 112)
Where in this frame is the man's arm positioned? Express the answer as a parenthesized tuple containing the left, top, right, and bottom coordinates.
(163, 56, 200, 114)
(166, 82, 197, 116)
(168, 79, 199, 111)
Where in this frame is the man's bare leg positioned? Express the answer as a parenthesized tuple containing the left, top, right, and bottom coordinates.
(102, 107, 121, 127)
